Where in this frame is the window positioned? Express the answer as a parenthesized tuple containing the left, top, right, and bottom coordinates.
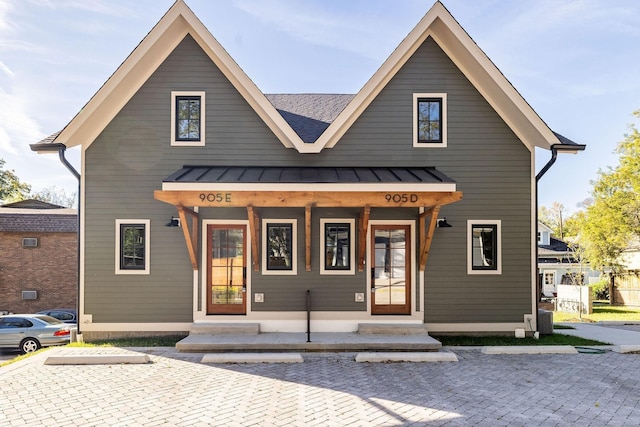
(171, 91, 205, 146)
(22, 237, 39, 248)
(413, 93, 447, 147)
(262, 219, 297, 275)
(467, 220, 501, 274)
(116, 219, 150, 274)
(320, 219, 355, 275)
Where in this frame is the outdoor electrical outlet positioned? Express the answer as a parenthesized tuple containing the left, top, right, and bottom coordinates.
(254, 293, 264, 303)
(355, 293, 365, 302)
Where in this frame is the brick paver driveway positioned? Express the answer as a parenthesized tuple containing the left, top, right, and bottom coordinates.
(1, 347, 639, 426)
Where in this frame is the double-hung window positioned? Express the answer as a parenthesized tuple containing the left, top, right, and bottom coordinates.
(171, 91, 205, 146)
(320, 219, 355, 275)
(413, 93, 447, 147)
(116, 219, 150, 274)
(262, 219, 297, 275)
(467, 220, 501, 274)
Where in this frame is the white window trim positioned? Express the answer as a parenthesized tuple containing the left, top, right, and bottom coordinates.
(467, 219, 502, 275)
(262, 219, 297, 276)
(413, 93, 447, 148)
(115, 219, 150, 275)
(320, 218, 355, 275)
(171, 91, 206, 146)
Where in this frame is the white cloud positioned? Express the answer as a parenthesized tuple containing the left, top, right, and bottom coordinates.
(0, 88, 46, 155)
(0, 60, 13, 77)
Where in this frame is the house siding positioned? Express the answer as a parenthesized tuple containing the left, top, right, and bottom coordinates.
(83, 33, 531, 326)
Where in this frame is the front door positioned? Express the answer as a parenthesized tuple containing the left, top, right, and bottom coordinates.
(371, 225, 411, 315)
(207, 224, 246, 315)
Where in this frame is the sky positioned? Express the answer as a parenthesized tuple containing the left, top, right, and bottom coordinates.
(1, 0, 639, 212)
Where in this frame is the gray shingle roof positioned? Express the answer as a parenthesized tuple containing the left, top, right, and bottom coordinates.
(265, 94, 354, 143)
(0, 200, 77, 232)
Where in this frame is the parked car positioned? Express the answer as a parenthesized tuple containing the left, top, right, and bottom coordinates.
(36, 309, 77, 324)
(0, 314, 73, 353)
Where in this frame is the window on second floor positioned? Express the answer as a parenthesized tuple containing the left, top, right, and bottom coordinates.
(413, 93, 447, 147)
(171, 91, 205, 146)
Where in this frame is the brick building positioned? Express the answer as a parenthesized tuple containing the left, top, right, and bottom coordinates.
(0, 199, 77, 314)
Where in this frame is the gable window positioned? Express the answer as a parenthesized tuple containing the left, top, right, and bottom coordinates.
(413, 93, 447, 147)
(116, 219, 150, 274)
(320, 219, 355, 275)
(467, 220, 501, 274)
(171, 91, 205, 146)
(262, 219, 297, 275)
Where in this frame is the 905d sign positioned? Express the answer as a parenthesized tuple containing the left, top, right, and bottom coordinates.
(199, 193, 232, 203)
(385, 193, 419, 203)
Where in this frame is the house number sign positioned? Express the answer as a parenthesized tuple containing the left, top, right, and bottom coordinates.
(199, 192, 232, 203)
(385, 193, 419, 203)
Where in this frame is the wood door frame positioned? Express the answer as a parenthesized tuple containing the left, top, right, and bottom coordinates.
(205, 223, 248, 315)
(370, 222, 412, 315)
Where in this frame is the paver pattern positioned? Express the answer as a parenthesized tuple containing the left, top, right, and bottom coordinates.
(1, 347, 639, 426)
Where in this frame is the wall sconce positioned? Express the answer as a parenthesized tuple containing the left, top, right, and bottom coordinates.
(437, 217, 452, 228)
(166, 216, 180, 227)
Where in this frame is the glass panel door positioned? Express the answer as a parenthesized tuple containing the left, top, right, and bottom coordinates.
(207, 225, 246, 315)
(371, 225, 411, 315)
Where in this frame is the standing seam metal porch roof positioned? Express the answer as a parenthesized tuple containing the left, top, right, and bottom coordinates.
(163, 166, 456, 185)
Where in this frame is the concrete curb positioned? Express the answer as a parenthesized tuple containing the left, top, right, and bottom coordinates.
(612, 345, 640, 354)
(44, 354, 152, 365)
(201, 353, 304, 364)
(481, 345, 578, 355)
(355, 351, 458, 363)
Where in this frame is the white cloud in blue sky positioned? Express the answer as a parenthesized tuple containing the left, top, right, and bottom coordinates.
(0, 0, 639, 212)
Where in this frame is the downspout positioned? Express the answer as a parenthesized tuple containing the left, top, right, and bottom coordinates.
(57, 146, 81, 336)
(535, 143, 586, 332)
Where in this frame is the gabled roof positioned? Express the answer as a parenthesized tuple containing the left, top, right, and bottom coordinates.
(32, 0, 572, 155)
(0, 200, 77, 233)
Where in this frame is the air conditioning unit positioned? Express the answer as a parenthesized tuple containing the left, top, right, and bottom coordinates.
(22, 237, 39, 248)
(22, 290, 38, 300)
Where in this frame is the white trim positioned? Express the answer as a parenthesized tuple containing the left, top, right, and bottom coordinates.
(170, 91, 205, 146)
(115, 219, 150, 275)
(161, 182, 457, 192)
(467, 219, 502, 275)
(261, 219, 297, 276)
(367, 220, 417, 316)
(199, 220, 252, 319)
(319, 218, 356, 275)
(413, 93, 447, 147)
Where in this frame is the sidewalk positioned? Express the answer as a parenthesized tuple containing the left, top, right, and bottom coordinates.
(554, 322, 640, 350)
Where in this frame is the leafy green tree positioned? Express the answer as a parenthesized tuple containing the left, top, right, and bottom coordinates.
(579, 110, 640, 270)
(0, 159, 31, 203)
(30, 185, 77, 208)
(539, 202, 567, 238)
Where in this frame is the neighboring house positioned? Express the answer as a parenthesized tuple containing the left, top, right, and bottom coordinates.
(0, 200, 77, 314)
(32, 1, 584, 339)
(537, 222, 600, 297)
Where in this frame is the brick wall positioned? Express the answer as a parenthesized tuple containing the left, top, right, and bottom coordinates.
(0, 231, 77, 313)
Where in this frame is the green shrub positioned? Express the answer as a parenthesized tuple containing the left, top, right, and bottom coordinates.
(591, 278, 610, 300)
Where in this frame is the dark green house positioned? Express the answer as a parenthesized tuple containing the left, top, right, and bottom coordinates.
(32, 1, 583, 339)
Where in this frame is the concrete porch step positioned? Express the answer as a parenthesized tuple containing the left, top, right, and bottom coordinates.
(357, 323, 430, 335)
(176, 331, 442, 353)
(189, 323, 260, 335)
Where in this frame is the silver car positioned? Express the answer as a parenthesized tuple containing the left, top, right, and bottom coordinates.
(0, 314, 72, 354)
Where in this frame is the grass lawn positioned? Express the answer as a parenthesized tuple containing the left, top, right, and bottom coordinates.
(552, 304, 640, 323)
(433, 334, 606, 347)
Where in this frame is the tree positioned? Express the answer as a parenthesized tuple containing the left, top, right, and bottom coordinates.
(0, 159, 31, 203)
(539, 202, 567, 238)
(30, 186, 77, 208)
(579, 110, 640, 270)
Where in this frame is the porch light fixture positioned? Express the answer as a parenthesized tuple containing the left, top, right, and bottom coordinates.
(437, 217, 452, 228)
(166, 216, 180, 227)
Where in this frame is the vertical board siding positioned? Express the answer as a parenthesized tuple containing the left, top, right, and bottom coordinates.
(84, 34, 532, 325)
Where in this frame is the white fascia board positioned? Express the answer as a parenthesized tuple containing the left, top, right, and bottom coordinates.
(161, 182, 456, 192)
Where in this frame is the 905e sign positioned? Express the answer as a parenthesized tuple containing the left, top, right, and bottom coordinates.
(199, 192, 232, 203)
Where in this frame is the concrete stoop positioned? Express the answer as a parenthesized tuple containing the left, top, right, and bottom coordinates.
(176, 323, 441, 353)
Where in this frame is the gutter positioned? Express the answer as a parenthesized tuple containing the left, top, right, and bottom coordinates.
(30, 142, 82, 336)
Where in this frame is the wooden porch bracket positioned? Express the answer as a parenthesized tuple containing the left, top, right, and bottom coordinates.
(176, 205, 199, 270)
(305, 205, 312, 272)
(419, 206, 441, 271)
(357, 206, 371, 272)
(247, 206, 260, 271)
